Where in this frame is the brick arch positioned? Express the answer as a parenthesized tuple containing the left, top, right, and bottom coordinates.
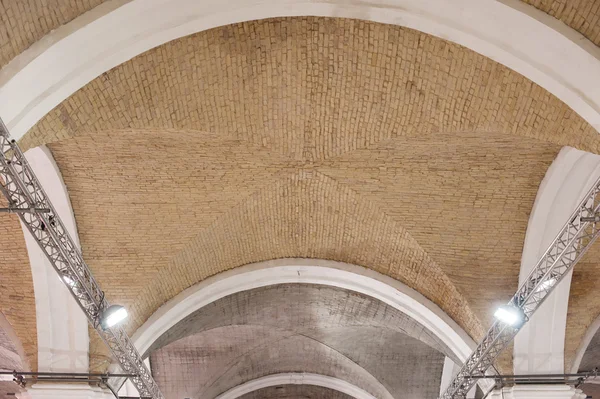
(23, 17, 600, 155)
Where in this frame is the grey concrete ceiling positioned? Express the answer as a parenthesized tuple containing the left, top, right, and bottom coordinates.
(0, 324, 21, 371)
(237, 384, 355, 399)
(0, 324, 23, 399)
(147, 284, 456, 361)
(579, 325, 600, 398)
(579, 326, 600, 372)
(149, 284, 448, 399)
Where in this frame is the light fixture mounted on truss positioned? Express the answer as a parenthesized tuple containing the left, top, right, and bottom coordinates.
(0, 118, 165, 399)
(441, 172, 600, 398)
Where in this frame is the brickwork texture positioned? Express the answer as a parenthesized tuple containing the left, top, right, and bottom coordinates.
(27, 16, 599, 373)
(0, 12, 599, 378)
(23, 18, 600, 154)
(522, 0, 600, 46)
(0, 0, 105, 68)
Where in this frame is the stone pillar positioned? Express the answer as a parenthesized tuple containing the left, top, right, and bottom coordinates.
(487, 385, 586, 399)
(17, 383, 113, 399)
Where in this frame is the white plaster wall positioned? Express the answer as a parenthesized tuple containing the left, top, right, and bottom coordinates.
(0, 0, 599, 141)
(20, 146, 89, 372)
(487, 385, 586, 399)
(515, 147, 600, 374)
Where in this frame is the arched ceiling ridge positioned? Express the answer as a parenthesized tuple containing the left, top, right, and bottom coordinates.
(122, 168, 480, 348)
(189, 333, 396, 399)
(189, 331, 387, 399)
(147, 321, 425, 399)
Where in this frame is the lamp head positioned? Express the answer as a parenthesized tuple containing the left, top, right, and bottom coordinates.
(100, 304, 128, 329)
(494, 305, 525, 327)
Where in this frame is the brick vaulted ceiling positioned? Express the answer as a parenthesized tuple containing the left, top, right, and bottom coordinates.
(0, 11, 600, 392)
(5, 13, 596, 375)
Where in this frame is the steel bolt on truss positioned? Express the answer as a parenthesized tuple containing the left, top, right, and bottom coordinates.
(0, 118, 165, 399)
(441, 175, 600, 398)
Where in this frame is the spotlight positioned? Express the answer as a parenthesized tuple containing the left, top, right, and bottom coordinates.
(100, 305, 128, 329)
(494, 305, 525, 327)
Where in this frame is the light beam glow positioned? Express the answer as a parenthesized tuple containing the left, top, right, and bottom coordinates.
(494, 305, 524, 326)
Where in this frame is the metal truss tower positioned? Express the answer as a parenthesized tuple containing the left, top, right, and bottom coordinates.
(441, 172, 600, 398)
(0, 118, 165, 399)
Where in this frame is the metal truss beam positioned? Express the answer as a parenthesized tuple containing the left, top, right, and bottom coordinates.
(0, 118, 165, 399)
(441, 172, 600, 398)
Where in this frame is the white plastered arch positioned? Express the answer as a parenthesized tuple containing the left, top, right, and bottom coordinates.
(20, 146, 89, 372)
(0, 0, 600, 140)
(214, 373, 378, 399)
(515, 147, 600, 374)
(132, 259, 475, 362)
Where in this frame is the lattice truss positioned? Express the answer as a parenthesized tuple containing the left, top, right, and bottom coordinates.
(0, 119, 164, 399)
(441, 174, 600, 398)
